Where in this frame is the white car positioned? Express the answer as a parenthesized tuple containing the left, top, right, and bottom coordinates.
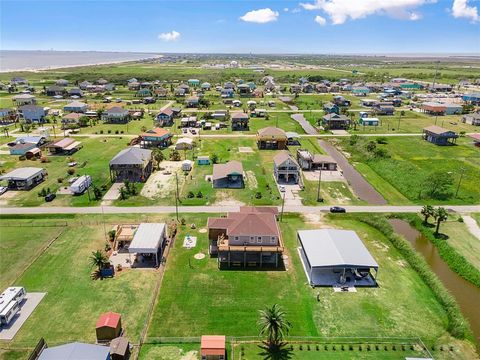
(0, 186, 7, 195)
(279, 185, 286, 193)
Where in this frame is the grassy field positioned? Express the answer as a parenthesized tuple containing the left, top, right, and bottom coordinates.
(0, 136, 128, 206)
(0, 213, 477, 359)
(146, 213, 473, 356)
(0, 217, 158, 349)
(338, 136, 480, 205)
(0, 224, 65, 289)
(441, 219, 480, 271)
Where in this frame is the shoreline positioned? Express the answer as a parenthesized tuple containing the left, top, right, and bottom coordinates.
(0, 55, 163, 73)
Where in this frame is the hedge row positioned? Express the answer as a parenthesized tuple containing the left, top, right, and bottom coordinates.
(402, 214, 480, 288)
(336, 214, 472, 340)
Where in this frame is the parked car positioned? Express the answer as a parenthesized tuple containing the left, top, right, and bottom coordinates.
(279, 185, 286, 193)
(190, 129, 197, 135)
(330, 206, 346, 213)
(68, 161, 77, 167)
(0, 186, 7, 195)
(182, 128, 188, 134)
(45, 193, 56, 202)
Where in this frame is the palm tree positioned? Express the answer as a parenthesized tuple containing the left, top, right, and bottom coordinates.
(433, 207, 448, 236)
(258, 304, 292, 350)
(421, 205, 434, 224)
(89, 250, 108, 273)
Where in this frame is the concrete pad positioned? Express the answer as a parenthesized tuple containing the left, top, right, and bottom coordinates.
(183, 236, 197, 249)
(0, 292, 46, 340)
(331, 130, 349, 135)
(303, 170, 346, 182)
(109, 251, 132, 269)
(102, 182, 123, 201)
(238, 146, 254, 153)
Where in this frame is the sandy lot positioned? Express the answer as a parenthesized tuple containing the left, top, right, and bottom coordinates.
(141, 161, 183, 199)
(303, 169, 346, 182)
(238, 146, 254, 153)
(245, 170, 258, 189)
(214, 191, 245, 206)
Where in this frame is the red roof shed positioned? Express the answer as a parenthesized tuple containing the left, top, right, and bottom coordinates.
(201, 335, 226, 359)
(96, 312, 122, 341)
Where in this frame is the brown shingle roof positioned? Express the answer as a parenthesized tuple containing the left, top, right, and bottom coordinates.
(273, 150, 298, 166)
(423, 125, 454, 135)
(212, 160, 243, 181)
(257, 127, 286, 137)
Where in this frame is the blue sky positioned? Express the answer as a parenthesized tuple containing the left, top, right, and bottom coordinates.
(1, 0, 479, 53)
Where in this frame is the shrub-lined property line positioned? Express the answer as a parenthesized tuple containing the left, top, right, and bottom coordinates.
(339, 214, 472, 341)
(402, 214, 480, 287)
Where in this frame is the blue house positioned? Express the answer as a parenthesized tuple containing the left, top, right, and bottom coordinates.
(323, 102, 339, 114)
(188, 79, 200, 87)
(197, 156, 211, 165)
(155, 108, 174, 127)
(221, 88, 234, 98)
(19, 105, 46, 123)
(462, 93, 480, 105)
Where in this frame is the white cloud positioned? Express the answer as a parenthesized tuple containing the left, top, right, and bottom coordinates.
(292, 8, 302, 13)
(240, 8, 279, 23)
(300, 0, 433, 24)
(452, 0, 479, 21)
(158, 30, 181, 42)
(314, 15, 327, 25)
(284, 7, 290, 12)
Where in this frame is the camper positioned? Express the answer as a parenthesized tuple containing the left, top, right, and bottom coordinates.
(70, 175, 92, 195)
(0, 287, 26, 326)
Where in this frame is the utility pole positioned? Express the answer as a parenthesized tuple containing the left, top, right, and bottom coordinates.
(316, 169, 323, 202)
(455, 167, 466, 198)
(175, 172, 179, 221)
(431, 61, 440, 92)
(280, 190, 286, 222)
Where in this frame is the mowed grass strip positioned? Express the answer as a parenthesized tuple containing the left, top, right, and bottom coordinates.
(9, 224, 158, 346)
(0, 225, 65, 289)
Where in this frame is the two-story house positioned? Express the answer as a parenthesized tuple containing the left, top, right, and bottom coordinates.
(207, 206, 283, 268)
(273, 151, 300, 184)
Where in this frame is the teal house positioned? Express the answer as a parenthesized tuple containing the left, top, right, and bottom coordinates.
(359, 117, 380, 126)
(188, 79, 200, 87)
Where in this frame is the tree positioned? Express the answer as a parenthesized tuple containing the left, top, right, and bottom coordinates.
(89, 250, 109, 274)
(257, 304, 292, 350)
(422, 171, 454, 199)
(169, 149, 181, 161)
(93, 186, 102, 200)
(433, 207, 448, 236)
(421, 205, 434, 224)
(210, 153, 219, 164)
(152, 148, 164, 169)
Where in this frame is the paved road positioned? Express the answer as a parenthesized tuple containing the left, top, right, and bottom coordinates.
(318, 139, 387, 205)
(291, 114, 318, 135)
(1, 205, 479, 215)
(463, 215, 480, 240)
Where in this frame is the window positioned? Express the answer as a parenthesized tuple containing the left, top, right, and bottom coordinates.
(234, 236, 239, 241)
(257, 237, 262, 243)
(271, 237, 276, 244)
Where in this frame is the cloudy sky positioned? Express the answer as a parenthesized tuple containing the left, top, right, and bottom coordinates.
(1, 0, 479, 53)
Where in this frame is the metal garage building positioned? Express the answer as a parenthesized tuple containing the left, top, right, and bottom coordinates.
(297, 229, 379, 287)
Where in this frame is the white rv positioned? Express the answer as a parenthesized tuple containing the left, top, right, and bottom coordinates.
(0, 287, 26, 326)
(69, 175, 92, 195)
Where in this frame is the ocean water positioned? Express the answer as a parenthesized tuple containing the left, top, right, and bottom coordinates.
(0, 50, 161, 72)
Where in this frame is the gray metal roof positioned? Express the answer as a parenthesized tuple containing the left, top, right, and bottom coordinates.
(298, 229, 378, 269)
(38, 342, 110, 360)
(0, 167, 45, 181)
(129, 223, 166, 254)
(110, 147, 152, 166)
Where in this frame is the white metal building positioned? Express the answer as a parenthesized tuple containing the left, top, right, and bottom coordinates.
(297, 229, 379, 287)
(128, 223, 167, 267)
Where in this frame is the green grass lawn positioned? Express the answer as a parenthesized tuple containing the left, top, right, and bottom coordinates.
(1, 218, 158, 348)
(0, 136, 128, 206)
(441, 219, 480, 271)
(138, 343, 200, 360)
(146, 213, 467, 352)
(338, 136, 480, 205)
(0, 224, 65, 289)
